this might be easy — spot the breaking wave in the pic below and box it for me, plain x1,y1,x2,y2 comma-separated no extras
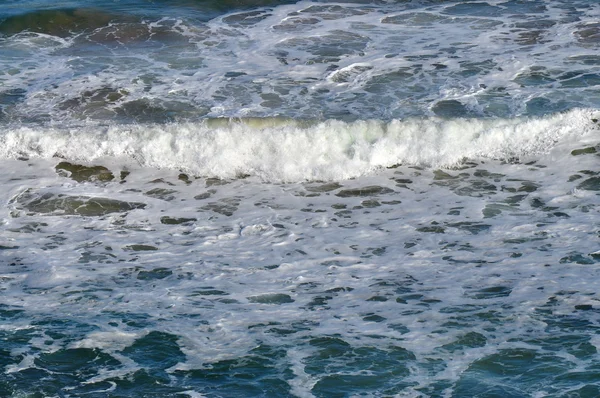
2,109,598,182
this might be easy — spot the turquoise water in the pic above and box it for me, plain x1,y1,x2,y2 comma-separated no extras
1,1,600,397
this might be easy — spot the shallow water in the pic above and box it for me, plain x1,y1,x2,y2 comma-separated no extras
1,0,600,397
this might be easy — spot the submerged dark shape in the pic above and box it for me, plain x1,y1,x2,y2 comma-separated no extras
0,9,118,37
12,190,146,216
577,177,600,191
189,0,300,11
335,186,394,198
55,162,115,183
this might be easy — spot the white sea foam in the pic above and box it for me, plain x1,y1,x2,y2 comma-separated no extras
1,109,597,182
2,1,600,395
72,331,141,351
2,120,600,393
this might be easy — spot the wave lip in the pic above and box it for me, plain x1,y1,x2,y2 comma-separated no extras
1,109,598,182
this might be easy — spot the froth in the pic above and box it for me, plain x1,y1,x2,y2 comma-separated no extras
3,1,600,123
1,109,597,182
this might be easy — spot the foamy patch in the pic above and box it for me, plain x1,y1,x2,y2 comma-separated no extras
1,109,598,182
2,140,600,393
72,330,141,351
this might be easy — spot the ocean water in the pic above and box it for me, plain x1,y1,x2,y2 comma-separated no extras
1,0,600,396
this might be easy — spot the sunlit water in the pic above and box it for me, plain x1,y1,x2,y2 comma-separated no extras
1,1,600,397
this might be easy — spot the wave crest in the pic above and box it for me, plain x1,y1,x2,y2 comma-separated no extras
2,109,598,182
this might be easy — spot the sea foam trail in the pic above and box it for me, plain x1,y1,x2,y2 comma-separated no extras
1,109,598,182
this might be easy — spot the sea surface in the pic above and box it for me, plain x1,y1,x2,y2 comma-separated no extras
1,0,600,397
